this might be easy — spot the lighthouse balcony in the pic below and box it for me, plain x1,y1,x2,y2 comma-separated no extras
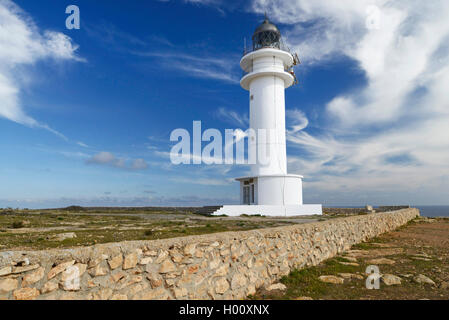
240,69,294,90
240,48,296,90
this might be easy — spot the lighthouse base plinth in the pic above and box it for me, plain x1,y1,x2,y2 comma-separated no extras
217,174,322,216
211,205,322,217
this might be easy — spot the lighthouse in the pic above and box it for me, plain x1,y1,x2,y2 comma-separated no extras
212,17,322,216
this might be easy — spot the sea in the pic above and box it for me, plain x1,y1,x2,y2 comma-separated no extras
327,205,449,217
414,205,449,218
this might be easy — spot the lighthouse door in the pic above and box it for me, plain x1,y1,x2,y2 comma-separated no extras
243,185,255,205
243,186,250,205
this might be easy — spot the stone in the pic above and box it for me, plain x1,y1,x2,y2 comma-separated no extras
173,287,188,299
0,266,12,277
209,259,221,269
215,277,230,294
338,273,364,280
187,265,199,274
108,254,123,270
294,296,313,300
184,243,196,256
41,281,59,294
414,274,436,286
147,272,163,288
413,253,432,258
139,257,152,265
439,282,449,290
210,241,220,247
231,274,247,290
170,252,184,263
111,272,125,282
195,249,204,258
370,243,394,248
123,253,138,270
347,248,403,257
319,275,344,284
165,278,176,287
346,250,370,257
60,292,82,300
60,264,87,291
215,264,228,277
0,278,18,293
89,288,113,300
155,250,169,264
124,275,143,287
48,260,75,279
13,257,30,266
88,257,105,268
12,264,39,274
22,267,45,286
268,266,280,275
339,262,359,266
165,272,179,279
123,283,146,298
159,259,176,273
367,258,395,265
111,294,128,300
48,232,77,241
13,288,40,300
144,249,158,256
138,287,170,300
88,263,108,277
371,248,404,256
343,256,358,262
411,257,432,261
381,274,401,286
266,283,287,291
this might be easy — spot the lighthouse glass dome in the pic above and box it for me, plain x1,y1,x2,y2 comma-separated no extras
252,18,282,50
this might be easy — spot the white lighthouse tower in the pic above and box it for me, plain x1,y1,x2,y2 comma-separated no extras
213,17,322,216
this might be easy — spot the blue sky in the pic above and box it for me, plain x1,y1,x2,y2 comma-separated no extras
1,0,449,208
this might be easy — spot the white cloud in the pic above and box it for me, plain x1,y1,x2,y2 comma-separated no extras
86,152,149,171
170,176,232,186
249,0,449,204
0,0,83,136
131,158,149,170
87,152,117,165
286,109,308,133
76,141,89,148
215,107,249,127
132,51,239,83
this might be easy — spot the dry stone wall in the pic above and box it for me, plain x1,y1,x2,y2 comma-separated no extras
0,208,419,300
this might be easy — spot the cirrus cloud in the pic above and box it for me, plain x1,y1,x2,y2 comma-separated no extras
0,0,84,137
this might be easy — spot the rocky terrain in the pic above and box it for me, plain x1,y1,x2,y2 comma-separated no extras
0,207,321,251
254,216,449,300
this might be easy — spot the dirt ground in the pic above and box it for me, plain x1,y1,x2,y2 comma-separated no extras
253,217,449,300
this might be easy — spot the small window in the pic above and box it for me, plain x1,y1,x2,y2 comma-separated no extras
251,184,255,204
